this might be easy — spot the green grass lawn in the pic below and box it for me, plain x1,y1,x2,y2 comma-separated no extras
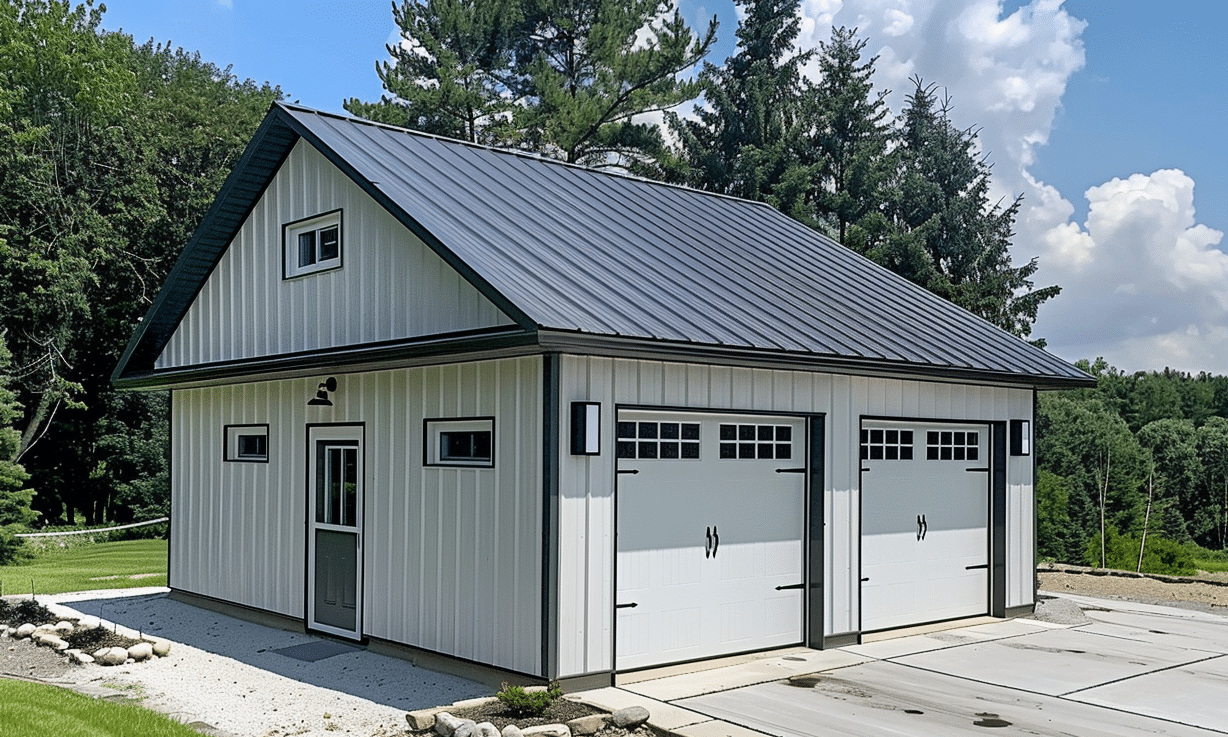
0,678,201,737
0,539,168,597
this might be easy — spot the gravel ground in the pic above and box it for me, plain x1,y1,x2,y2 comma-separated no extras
4,573,1227,737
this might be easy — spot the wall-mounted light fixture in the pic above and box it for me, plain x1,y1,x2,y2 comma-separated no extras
1010,419,1030,456
308,377,337,407
570,402,601,455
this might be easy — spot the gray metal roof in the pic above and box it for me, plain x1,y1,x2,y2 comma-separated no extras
114,103,1092,388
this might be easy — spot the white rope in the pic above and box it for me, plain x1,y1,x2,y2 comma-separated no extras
15,517,169,538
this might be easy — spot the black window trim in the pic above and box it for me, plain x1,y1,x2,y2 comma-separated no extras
282,208,343,280
224,423,270,463
423,416,496,468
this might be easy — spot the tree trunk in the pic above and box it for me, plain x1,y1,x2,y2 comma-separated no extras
1138,471,1154,573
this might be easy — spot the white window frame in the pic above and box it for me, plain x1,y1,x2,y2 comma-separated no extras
225,424,269,463
424,417,495,468
284,210,342,279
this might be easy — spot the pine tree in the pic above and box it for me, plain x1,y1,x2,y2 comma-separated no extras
807,26,892,246
666,0,812,215
0,333,37,563
344,0,519,144
877,78,1059,339
513,0,717,167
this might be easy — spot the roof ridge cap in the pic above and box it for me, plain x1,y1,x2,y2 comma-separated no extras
275,102,779,211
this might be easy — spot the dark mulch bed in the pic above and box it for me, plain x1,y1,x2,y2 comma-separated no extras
0,599,58,628
64,625,142,652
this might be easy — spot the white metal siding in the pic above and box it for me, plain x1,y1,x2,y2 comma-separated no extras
156,140,515,370
170,356,543,675
556,356,1034,678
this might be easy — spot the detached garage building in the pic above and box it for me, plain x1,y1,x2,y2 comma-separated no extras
114,103,1092,684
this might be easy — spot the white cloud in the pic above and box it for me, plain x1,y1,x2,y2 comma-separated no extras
217,0,233,8
794,0,1228,372
1032,170,1228,372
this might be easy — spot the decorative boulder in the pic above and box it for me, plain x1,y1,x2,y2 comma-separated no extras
501,726,523,737
16,623,36,638
127,642,154,661
435,712,474,737
69,650,95,665
54,621,74,634
150,639,172,657
94,647,128,666
612,706,650,729
406,708,443,731
475,723,500,737
521,725,570,737
566,715,610,736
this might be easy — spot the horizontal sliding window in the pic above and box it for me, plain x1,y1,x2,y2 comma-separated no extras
425,418,494,467
225,424,269,463
284,210,342,278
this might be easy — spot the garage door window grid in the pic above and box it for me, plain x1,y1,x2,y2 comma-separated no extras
926,430,979,461
617,421,700,459
860,428,913,461
720,423,792,460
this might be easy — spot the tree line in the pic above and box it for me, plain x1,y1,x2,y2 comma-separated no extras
1038,360,1228,572
2,0,1161,568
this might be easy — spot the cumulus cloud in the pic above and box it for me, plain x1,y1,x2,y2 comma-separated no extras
1032,170,1228,371
794,0,1225,372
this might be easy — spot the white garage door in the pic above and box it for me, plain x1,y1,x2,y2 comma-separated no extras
860,420,990,632
615,410,807,671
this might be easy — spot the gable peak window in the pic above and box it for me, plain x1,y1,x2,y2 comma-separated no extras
284,210,342,278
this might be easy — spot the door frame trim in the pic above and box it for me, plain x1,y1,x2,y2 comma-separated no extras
305,422,366,641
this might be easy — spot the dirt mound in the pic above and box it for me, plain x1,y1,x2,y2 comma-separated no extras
64,625,142,652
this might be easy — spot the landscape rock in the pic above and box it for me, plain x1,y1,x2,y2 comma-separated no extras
76,615,102,629
15,623,36,638
475,722,500,737
406,707,444,731
49,637,70,651
565,714,610,735
611,706,650,729
127,642,154,661
150,639,172,657
435,712,474,737
69,650,95,664
54,621,74,634
501,726,523,737
94,647,128,666
452,697,498,709
521,725,570,737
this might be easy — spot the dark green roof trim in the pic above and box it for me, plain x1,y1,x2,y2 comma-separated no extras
534,331,1095,390
114,327,538,390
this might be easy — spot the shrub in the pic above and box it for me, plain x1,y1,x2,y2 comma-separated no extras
1084,527,1197,576
494,683,562,718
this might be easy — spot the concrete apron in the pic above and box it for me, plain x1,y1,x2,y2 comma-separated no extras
573,595,1228,737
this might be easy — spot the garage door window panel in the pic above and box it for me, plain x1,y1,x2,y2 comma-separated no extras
617,421,700,460
720,424,793,460
860,428,914,461
926,430,979,461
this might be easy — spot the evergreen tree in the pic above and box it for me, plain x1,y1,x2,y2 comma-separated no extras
0,333,37,563
513,0,717,167
344,0,519,144
665,0,812,215
877,78,1059,339
807,26,892,246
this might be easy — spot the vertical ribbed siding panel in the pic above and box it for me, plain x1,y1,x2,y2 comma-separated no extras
1007,388,1035,608
154,140,515,371
169,358,541,674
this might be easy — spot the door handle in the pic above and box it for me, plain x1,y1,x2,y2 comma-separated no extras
921,514,927,540
917,515,923,541
712,525,719,558
706,526,712,558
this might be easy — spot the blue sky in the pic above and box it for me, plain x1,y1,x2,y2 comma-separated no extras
97,0,1227,374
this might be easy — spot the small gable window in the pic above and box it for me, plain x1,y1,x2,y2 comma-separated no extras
284,210,342,278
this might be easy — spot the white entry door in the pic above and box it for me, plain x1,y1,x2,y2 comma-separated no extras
615,410,806,670
860,421,989,632
307,424,363,640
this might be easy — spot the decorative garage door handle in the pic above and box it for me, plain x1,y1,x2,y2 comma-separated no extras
712,525,719,558
916,514,928,540
706,526,712,558
705,525,720,558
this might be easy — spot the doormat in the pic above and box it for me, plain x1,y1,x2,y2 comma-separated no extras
273,640,360,662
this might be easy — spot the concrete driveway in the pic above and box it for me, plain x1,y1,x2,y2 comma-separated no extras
574,594,1228,736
